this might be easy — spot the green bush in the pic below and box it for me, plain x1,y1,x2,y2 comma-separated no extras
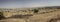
33,9,39,13
0,12,5,20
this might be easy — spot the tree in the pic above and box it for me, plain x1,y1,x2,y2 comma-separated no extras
33,9,39,13
0,12,5,20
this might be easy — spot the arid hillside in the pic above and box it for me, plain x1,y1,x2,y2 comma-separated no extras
0,6,60,22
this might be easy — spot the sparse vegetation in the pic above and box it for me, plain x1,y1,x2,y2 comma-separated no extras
33,9,39,13
0,12,5,20
0,6,60,22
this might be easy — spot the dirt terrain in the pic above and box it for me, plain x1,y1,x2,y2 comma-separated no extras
0,7,60,22
28,9,60,22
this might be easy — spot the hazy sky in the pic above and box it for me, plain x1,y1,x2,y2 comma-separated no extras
0,0,60,8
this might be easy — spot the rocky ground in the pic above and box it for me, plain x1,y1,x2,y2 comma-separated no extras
0,7,60,22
